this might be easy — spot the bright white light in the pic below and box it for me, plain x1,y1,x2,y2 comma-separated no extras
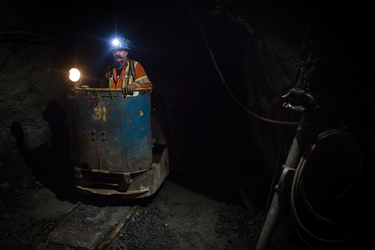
112,39,119,46
69,68,81,82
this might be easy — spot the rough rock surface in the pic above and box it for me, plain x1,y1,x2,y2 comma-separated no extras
0,40,57,154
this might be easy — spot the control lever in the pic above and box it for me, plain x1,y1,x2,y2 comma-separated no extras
282,87,319,112
282,102,306,113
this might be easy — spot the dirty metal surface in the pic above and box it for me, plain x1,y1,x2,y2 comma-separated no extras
68,89,152,173
47,204,132,250
75,146,169,198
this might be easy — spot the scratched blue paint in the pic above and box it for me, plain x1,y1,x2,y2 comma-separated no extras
68,90,152,172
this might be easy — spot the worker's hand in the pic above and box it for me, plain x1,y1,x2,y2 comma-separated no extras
125,83,140,95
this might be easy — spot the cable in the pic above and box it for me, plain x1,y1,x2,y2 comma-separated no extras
191,13,299,126
291,129,365,249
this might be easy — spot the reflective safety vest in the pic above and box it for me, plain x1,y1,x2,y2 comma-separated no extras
106,59,151,89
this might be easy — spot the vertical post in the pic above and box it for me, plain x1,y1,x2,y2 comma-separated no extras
255,114,308,250
284,114,308,170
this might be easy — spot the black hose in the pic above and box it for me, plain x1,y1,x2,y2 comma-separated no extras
190,12,299,126
291,129,365,249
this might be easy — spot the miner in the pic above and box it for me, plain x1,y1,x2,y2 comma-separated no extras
100,37,152,95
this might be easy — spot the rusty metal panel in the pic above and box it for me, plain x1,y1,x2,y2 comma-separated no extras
68,89,152,173
74,147,169,198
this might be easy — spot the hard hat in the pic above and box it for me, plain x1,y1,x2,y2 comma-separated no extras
110,37,131,50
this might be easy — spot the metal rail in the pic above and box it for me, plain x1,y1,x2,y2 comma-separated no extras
25,201,83,250
97,206,139,250
24,202,138,250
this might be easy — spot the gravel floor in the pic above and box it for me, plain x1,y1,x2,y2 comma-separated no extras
1,152,305,250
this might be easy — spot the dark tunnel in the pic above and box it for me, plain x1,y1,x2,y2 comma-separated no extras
0,0,372,249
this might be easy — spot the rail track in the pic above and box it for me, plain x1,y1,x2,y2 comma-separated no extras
24,202,139,250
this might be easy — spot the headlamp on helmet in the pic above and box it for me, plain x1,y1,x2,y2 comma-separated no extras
110,37,131,50
112,39,120,46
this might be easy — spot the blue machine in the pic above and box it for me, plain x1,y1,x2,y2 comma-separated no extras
68,87,169,199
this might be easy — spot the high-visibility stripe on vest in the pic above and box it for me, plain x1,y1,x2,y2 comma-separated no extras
108,61,137,88
134,75,150,84
121,61,138,88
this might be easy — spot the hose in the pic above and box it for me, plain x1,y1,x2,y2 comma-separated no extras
191,13,299,126
291,129,365,249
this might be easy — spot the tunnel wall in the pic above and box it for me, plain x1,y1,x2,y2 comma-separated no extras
1,0,371,180
0,1,59,155
228,1,371,173
0,40,57,152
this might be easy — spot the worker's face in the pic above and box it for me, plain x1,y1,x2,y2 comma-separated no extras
112,49,128,67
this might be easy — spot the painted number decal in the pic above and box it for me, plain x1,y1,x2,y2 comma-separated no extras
92,106,106,121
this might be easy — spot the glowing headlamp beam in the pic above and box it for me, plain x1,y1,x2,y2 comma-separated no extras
112,39,119,46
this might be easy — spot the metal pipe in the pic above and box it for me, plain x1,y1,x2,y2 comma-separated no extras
255,191,286,250
285,114,308,169
255,114,308,250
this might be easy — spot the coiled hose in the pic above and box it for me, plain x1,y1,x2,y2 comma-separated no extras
291,129,365,249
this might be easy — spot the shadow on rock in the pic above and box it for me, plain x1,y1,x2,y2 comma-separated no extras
21,142,75,198
10,101,76,201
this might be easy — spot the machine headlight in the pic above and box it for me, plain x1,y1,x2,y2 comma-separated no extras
69,68,81,82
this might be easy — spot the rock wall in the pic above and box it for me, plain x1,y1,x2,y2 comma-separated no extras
1,0,370,178
0,0,63,155
0,37,57,154
232,1,371,173
240,25,301,172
